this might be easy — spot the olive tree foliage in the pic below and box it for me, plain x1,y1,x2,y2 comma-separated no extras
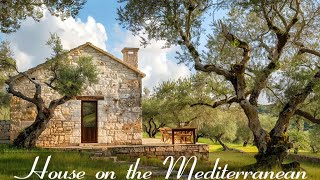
118,0,320,169
142,72,231,138
236,113,279,147
309,124,320,153
0,34,97,148
155,78,197,127
0,0,86,33
142,90,168,138
288,130,310,154
198,107,239,151
142,79,195,138
0,41,16,119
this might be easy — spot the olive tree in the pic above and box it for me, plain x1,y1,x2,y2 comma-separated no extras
0,41,15,119
0,0,86,33
142,93,168,138
198,107,239,151
118,0,320,169
309,125,320,153
0,34,97,148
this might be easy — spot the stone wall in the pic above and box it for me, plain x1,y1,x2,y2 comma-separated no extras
107,144,209,160
288,154,320,164
10,44,143,147
0,120,11,141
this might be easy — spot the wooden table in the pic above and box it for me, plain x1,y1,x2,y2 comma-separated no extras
171,128,197,144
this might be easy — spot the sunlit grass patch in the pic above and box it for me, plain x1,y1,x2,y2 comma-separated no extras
0,106,10,120
0,146,130,180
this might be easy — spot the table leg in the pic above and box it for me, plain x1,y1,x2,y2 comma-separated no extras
193,129,196,144
172,130,175,144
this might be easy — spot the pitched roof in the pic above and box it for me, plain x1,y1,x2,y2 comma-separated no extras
15,42,145,79
71,42,145,77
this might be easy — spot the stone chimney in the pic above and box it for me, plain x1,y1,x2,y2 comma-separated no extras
121,47,139,68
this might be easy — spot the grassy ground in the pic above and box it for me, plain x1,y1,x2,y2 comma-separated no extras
2,134,319,180
142,132,162,139
144,132,320,156
0,145,130,180
141,135,320,179
1,144,320,180
209,152,320,180
0,106,10,120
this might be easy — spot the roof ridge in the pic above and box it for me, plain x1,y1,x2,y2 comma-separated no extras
70,42,145,77
15,42,145,79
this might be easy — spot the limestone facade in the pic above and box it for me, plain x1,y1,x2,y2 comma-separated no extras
9,43,144,147
0,120,10,141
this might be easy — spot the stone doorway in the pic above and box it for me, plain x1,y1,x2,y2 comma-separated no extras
81,101,98,143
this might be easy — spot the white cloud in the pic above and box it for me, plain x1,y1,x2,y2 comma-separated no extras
5,13,107,71
113,31,191,90
4,13,190,90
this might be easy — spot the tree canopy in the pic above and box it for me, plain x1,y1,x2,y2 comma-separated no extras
0,0,86,33
118,0,320,169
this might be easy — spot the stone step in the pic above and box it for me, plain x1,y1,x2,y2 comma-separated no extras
90,156,117,162
79,143,107,147
91,150,112,157
0,140,10,144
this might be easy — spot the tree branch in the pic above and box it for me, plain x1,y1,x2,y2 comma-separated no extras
295,109,320,124
49,95,72,109
191,96,238,108
19,72,42,100
5,77,37,104
286,0,300,33
219,21,251,66
273,4,287,28
298,48,320,57
266,86,285,105
171,8,233,80
249,0,299,106
262,1,281,33
271,69,320,136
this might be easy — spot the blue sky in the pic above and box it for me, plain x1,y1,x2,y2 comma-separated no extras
78,0,122,53
0,2,269,103
0,1,230,90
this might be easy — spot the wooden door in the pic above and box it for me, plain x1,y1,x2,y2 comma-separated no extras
81,101,98,143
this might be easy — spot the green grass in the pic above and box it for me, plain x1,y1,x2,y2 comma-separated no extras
0,106,10,120
0,145,143,180
142,132,162,139
1,144,320,180
294,152,320,158
196,137,258,153
208,143,258,153
142,136,320,179
209,152,320,180
146,135,319,155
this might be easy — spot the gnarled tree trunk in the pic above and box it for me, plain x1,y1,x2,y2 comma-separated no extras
216,137,230,152
6,74,72,148
11,95,71,149
13,108,54,148
209,134,230,151
143,118,165,138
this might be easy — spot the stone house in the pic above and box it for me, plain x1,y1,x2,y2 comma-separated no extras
7,42,145,147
